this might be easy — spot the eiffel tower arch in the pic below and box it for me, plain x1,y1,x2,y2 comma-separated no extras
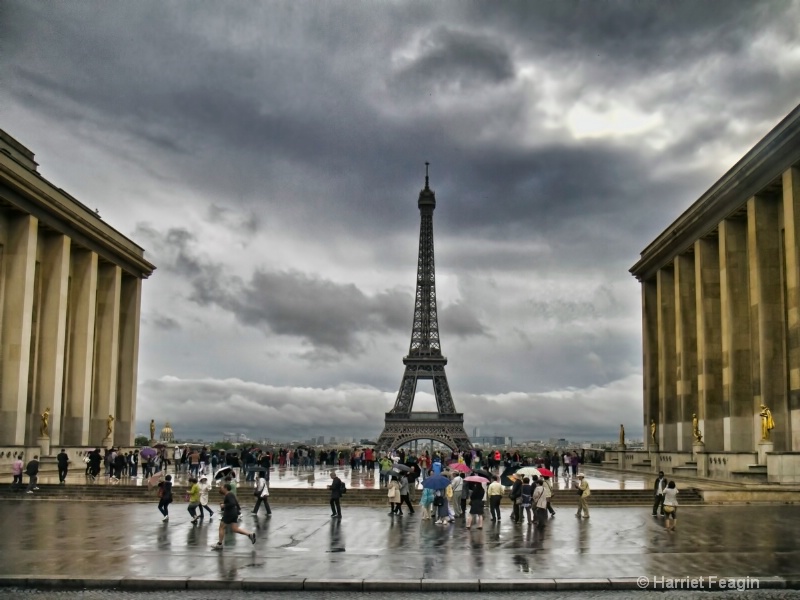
375,165,472,453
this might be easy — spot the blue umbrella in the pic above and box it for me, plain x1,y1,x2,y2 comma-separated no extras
422,474,451,490
140,447,157,459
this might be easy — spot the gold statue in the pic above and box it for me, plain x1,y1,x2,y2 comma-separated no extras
106,414,114,439
650,419,657,444
760,404,775,441
619,424,625,446
40,407,51,437
150,419,156,441
692,413,703,444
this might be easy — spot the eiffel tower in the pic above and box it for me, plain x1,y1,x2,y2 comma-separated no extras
375,165,472,452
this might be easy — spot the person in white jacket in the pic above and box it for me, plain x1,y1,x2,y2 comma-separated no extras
252,474,272,516
198,476,214,520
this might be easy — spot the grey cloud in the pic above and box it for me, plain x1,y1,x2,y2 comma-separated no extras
439,301,489,338
390,26,515,94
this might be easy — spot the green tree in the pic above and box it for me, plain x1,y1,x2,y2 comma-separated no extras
134,436,150,447
213,441,235,451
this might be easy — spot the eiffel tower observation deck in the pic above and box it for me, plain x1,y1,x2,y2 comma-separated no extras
375,165,472,452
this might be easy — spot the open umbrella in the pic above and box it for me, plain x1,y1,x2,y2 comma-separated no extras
500,466,517,487
515,466,544,478
537,468,555,478
421,474,451,490
448,463,470,473
147,471,164,489
464,475,490,484
472,468,492,479
214,466,233,480
391,463,411,473
140,447,157,459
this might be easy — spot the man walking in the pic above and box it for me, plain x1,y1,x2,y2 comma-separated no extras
575,473,590,518
487,475,504,521
653,471,667,517
328,470,344,518
57,448,70,484
214,484,255,549
25,455,40,494
11,454,24,490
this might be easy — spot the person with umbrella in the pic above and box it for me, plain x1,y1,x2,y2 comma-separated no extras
387,475,402,516
465,480,485,530
450,471,463,518
418,472,435,519
399,473,415,515
199,475,214,520
542,476,556,517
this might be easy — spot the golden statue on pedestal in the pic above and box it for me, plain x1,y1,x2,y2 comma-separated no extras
40,407,51,437
106,414,114,439
692,413,703,444
150,419,156,441
650,419,657,445
760,404,775,441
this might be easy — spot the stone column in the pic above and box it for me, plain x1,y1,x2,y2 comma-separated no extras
782,166,800,451
748,194,787,451
642,279,659,450
90,263,121,446
674,253,697,452
62,250,97,447
0,215,38,446
33,234,71,447
115,274,142,447
719,218,752,451
657,267,677,451
695,237,723,451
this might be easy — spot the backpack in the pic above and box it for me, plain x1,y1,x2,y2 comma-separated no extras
340,481,346,495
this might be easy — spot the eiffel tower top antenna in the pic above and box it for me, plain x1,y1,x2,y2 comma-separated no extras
425,161,430,189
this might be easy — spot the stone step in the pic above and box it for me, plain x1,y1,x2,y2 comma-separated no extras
747,464,768,473
730,471,769,483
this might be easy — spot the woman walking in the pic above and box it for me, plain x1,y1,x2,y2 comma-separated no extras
419,486,434,519
252,472,272,516
387,475,402,516
199,476,214,520
466,482,485,530
187,477,201,524
399,473,415,515
157,474,173,522
663,481,679,531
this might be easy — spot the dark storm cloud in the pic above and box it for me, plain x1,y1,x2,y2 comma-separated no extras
135,224,489,355
390,26,516,94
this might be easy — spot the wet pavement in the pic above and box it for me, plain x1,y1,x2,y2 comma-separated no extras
1,497,799,588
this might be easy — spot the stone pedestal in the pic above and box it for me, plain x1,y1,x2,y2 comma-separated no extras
102,437,113,449
37,436,51,457
758,440,774,465
693,442,707,477
616,450,627,470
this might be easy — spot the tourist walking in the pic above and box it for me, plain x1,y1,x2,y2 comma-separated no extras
419,485,434,519
450,472,463,517
252,472,272,516
199,476,214,520
652,471,667,517
399,474,415,515
509,476,523,522
543,476,556,516
56,448,70,484
387,476,402,515
157,474,173,522
466,482,485,530
575,473,590,518
487,475,503,521
25,455,40,494
328,470,344,518
520,477,533,523
11,454,24,490
214,484,255,549
663,481,679,531
187,477,201,524
533,478,548,529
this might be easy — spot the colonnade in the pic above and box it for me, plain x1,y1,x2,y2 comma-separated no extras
0,211,143,448
641,167,800,454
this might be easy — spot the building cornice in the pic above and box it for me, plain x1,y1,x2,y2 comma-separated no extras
0,152,155,279
630,103,800,281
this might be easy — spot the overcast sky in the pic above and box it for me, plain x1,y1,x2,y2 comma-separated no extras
2,2,800,444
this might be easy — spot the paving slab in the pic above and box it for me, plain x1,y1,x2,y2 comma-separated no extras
1,499,800,591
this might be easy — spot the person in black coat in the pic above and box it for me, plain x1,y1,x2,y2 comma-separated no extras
328,470,344,518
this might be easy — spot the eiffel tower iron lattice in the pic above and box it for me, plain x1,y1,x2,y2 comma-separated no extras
375,165,472,452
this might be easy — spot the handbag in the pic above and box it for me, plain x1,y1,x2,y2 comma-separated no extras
664,505,675,513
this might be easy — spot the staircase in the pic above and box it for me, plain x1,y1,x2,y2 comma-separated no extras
0,484,705,506
730,464,768,484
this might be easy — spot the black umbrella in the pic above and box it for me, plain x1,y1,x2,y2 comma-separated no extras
472,468,492,479
392,463,412,473
214,466,233,480
500,466,517,487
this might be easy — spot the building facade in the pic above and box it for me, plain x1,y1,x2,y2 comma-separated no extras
629,105,800,484
0,129,155,452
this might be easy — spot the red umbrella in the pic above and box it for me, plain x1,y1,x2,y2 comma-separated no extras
448,463,470,473
537,468,555,477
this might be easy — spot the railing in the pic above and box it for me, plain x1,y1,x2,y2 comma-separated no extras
384,412,463,421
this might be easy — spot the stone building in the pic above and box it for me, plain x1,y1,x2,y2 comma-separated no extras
0,129,155,452
627,105,800,484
